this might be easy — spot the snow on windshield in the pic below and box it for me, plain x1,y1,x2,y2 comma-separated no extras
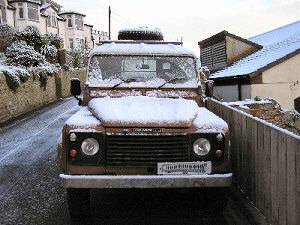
87,55,198,88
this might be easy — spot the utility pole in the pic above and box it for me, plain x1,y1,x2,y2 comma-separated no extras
109,6,111,40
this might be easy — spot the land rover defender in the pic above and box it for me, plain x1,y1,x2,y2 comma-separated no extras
57,28,232,218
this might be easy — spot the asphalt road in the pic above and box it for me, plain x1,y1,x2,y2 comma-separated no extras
0,98,252,225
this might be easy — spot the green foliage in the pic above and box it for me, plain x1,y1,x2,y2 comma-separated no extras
287,121,295,128
67,48,85,68
254,96,262,101
14,26,44,52
43,33,62,49
3,70,20,92
289,109,300,121
2,68,30,92
5,40,46,67
41,44,58,63
0,23,16,52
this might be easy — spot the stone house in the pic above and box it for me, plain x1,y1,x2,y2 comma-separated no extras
198,21,300,110
0,0,108,50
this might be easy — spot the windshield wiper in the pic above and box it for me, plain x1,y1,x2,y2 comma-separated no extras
111,78,136,89
156,77,186,89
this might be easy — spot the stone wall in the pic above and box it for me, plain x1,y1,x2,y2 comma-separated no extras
0,70,87,124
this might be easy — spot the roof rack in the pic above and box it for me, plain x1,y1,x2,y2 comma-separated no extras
96,40,183,46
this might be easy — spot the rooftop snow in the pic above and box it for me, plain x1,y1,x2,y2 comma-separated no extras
58,10,85,16
89,43,195,56
211,21,300,79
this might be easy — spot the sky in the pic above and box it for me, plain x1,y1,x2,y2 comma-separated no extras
54,0,300,57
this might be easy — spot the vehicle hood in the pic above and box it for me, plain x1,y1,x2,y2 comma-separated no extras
88,96,199,127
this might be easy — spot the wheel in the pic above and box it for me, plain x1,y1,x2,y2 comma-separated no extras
67,188,90,219
195,187,229,212
118,28,164,41
204,187,228,212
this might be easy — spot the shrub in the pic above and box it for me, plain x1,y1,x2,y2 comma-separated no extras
67,48,85,68
14,26,44,51
43,33,62,49
3,70,20,92
41,44,58,63
5,40,46,67
0,24,16,52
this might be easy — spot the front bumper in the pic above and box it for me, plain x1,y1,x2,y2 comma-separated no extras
60,173,232,189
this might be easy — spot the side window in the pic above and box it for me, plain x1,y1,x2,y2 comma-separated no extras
69,38,73,49
18,3,24,19
75,15,83,30
28,3,39,21
67,15,72,28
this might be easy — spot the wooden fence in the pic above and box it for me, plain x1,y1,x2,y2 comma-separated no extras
207,98,300,225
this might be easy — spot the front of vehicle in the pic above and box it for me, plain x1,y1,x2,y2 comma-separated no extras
58,40,232,218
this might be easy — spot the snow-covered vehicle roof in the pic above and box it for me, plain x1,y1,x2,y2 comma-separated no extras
89,42,196,57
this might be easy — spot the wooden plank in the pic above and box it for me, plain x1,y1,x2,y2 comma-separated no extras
250,118,258,205
263,125,271,220
246,117,255,203
256,122,264,210
241,113,248,194
286,136,297,225
278,133,287,225
270,129,279,225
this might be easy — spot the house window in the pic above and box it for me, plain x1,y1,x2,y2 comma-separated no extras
75,15,83,30
47,13,57,27
69,38,74,49
18,3,24,19
67,15,72,28
28,3,39,21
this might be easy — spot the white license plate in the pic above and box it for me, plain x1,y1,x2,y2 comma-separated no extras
157,161,212,175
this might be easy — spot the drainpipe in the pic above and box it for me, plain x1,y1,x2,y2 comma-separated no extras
238,82,242,101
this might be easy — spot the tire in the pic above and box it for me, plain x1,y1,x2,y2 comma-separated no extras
67,188,90,219
118,28,164,41
195,187,228,213
205,187,228,212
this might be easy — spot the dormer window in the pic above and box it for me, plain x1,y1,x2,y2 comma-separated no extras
18,3,24,19
28,3,39,21
75,15,83,30
67,15,73,28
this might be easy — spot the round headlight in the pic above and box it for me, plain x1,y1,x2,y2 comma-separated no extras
193,138,211,156
81,138,99,156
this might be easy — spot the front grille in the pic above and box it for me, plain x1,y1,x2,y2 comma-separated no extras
105,135,189,166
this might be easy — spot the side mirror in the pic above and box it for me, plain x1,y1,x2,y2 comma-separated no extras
71,78,81,96
205,80,214,97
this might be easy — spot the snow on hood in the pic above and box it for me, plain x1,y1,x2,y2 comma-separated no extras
193,108,228,134
66,107,101,127
88,96,199,127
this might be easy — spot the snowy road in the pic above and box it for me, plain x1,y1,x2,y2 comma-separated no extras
0,98,250,225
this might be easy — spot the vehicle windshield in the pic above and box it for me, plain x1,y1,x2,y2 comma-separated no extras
87,55,198,87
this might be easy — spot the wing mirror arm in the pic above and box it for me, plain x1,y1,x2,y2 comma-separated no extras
70,78,82,106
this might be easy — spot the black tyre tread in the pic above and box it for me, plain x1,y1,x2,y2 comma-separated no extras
67,188,90,219
118,29,164,41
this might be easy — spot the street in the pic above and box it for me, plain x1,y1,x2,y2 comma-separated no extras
0,98,250,225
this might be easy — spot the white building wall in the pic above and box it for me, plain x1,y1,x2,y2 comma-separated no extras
214,85,239,101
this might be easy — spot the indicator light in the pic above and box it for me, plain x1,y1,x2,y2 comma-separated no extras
70,150,77,157
215,150,223,158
